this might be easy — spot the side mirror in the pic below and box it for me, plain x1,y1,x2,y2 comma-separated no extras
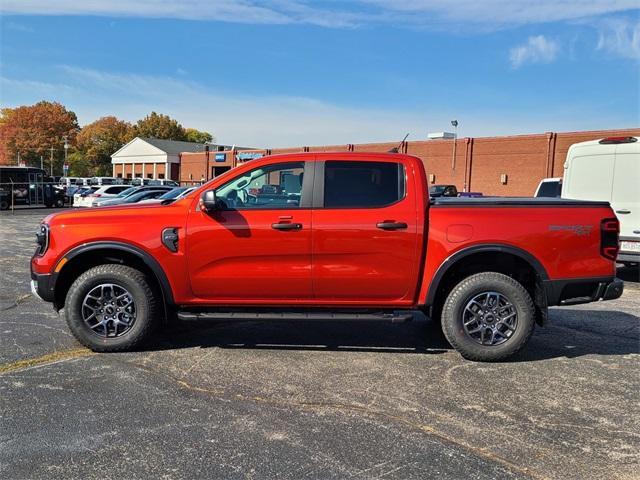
200,190,218,212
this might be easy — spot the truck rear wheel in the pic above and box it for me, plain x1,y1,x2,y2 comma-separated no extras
65,264,159,352
441,272,535,362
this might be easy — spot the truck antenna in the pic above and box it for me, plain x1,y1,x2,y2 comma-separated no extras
388,133,409,153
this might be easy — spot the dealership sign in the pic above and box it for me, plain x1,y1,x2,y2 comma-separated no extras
236,152,263,162
214,153,226,162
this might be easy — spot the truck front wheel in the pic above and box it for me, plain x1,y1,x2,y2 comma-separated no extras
65,264,159,352
441,272,535,362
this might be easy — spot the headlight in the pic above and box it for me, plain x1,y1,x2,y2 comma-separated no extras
35,223,50,256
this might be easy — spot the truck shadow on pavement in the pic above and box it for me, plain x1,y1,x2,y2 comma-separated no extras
149,308,639,362
155,315,450,355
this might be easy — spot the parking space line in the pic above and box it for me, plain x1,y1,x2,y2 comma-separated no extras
0,348,94,375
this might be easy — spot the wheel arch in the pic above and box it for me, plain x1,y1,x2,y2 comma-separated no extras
52,242,175,313
424,244,550,325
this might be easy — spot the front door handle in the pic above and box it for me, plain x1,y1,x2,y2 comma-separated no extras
271,222,303,231
376,221,408,230
616,209,631,214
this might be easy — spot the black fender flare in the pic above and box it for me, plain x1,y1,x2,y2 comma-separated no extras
55,241,175,306
424,243,549,306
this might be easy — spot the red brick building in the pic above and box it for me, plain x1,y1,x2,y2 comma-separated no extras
179,128,639,196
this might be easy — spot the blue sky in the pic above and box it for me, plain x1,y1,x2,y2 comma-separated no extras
1,1,638,147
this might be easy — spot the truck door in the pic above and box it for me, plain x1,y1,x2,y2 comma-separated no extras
186,160,313,302
311,158,421,305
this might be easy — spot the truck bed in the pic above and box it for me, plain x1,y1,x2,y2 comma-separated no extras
431,197,611,207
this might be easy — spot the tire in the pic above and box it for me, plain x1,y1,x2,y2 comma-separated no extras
65,264,160,352
441,272,535,362
55,198,64,208
0,199,8,210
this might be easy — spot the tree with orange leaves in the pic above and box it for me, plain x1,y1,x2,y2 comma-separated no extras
0,101,79,169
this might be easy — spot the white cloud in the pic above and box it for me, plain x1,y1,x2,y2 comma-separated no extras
1,66,632,147
509,35,559,68
596,17,640,60
1,1,638,30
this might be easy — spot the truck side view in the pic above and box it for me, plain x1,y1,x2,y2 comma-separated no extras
31,153,623,361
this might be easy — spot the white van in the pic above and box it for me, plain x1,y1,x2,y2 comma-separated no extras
562,136,639,267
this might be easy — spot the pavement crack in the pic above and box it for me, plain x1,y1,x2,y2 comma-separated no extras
1,293,32,312
116,358,544,480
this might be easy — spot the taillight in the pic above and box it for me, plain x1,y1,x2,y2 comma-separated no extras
600,218,619,260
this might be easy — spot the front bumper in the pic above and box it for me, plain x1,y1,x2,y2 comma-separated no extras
544,277,624,306
30,268,55,303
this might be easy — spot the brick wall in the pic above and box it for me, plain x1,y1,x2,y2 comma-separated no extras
174,128,639,195
270,128,639,196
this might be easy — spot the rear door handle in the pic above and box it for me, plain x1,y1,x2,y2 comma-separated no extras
271,222,303,231
616,210,631,214
376,221,408,230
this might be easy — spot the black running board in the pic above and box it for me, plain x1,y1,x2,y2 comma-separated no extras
177,310,415,323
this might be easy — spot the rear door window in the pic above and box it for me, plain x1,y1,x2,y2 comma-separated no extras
323,161,405,208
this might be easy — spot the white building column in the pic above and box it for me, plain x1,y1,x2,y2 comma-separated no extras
153,163,157,179
142,162,146,179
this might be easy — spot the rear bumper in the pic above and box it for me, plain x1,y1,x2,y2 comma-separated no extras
618,252,639,263
544,277,623,306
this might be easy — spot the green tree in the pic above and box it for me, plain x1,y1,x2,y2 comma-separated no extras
185,128,214,144
0,101,79,169
134,112,187,141
75,116,134,175
66,151,93,177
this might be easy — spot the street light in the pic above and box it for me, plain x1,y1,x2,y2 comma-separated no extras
62,136,69,177
450,120,459,171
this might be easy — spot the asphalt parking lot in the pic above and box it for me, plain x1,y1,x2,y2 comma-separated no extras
1,208,639,480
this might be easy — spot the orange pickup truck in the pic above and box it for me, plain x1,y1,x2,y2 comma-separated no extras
31,152,623,361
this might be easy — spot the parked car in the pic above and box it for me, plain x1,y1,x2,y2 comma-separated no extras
49,185,67,208
95,186,173,207
82,185,132,207
60,177,89,189
137,186,196,205
534,178,562,197
429,184,458,197
72,187,99,207
562,136,639,268
130,178,179,187
88,177,121,186
31,152,623,361
93,187,139,207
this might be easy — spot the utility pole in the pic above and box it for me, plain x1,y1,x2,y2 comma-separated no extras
451,120,459,171
49,147,54,176
40,155,44,170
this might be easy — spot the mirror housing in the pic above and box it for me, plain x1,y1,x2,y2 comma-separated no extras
200,190,218,212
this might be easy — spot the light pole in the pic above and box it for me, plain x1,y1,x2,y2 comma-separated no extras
62,136,69,177
49,147,55,176
451,120,458,171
